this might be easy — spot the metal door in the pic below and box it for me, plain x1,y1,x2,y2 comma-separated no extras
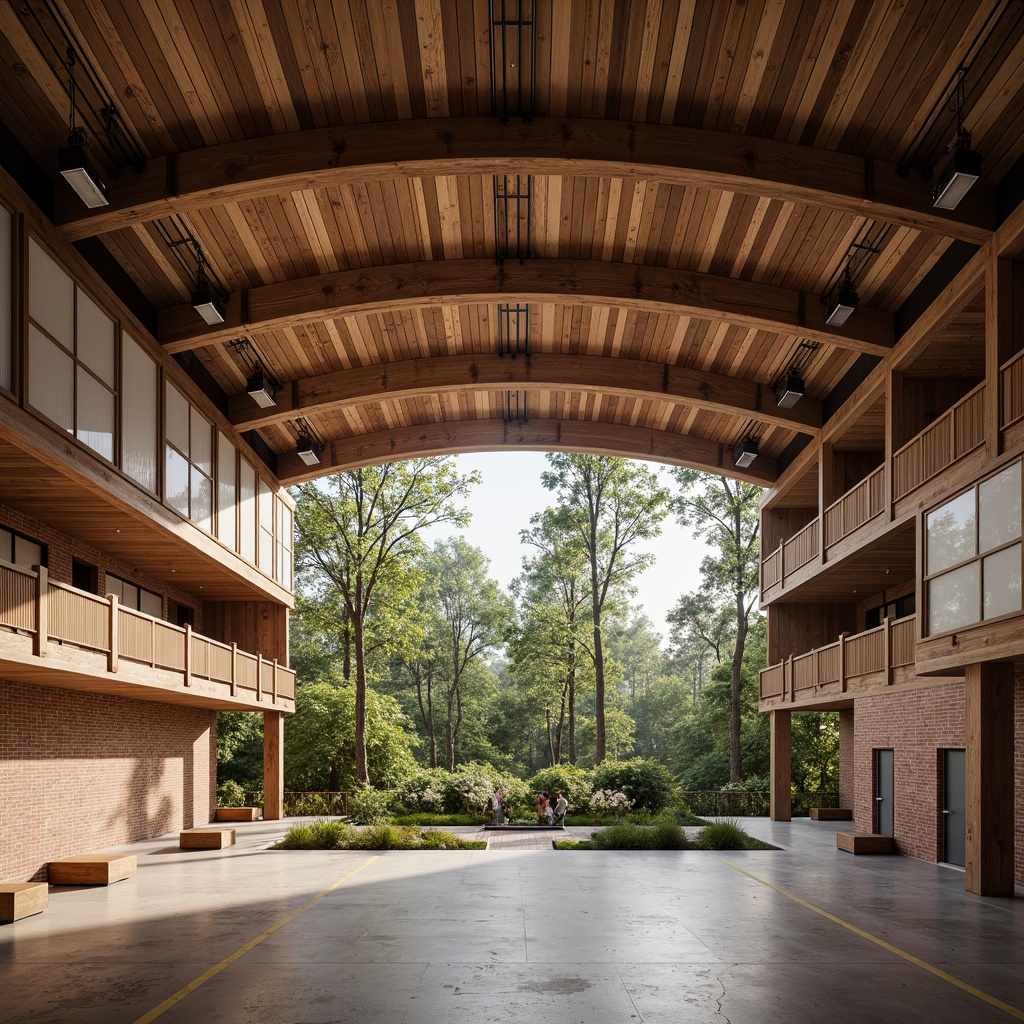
943,749,966,866
875,749,894,836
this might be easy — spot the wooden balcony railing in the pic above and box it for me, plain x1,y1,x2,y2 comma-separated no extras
1001,349,1024,430
761,546,782,592
759,614,917,705
893,384,985,501
0,560,294,707
783,518,819,574
823,466,884,547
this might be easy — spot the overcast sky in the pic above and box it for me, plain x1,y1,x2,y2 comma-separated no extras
424,452,713,643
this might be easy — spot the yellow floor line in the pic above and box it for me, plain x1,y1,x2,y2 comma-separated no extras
709,855,1024,1021
132,855,381,1024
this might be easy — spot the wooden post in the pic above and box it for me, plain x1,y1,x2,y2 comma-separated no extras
272,658,278,703
256,657,263,701
183,623,192,687
230,642,237,697
108,594,119,673
786,653,794,702
770,709,792,822
263,710,285,820
33,565,48,658
819,441,834,562
839,631,848,692
985,254,1012,456
885,370,903,519
965,662,1014,896
882,616,892,686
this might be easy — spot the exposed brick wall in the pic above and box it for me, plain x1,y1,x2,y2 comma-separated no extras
838,709,855,808
0,679,216,882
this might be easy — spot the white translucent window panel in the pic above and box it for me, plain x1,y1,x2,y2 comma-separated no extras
191,468,212,533
0,205,11,391
0,528,12,562
140,589,162,618
983,543,1021,620
76,367,115,461
190,405,213,475
239,459,256,563
165,445,190,516
28,240,73,349
104,573,121,600
122,582,139,610
76,292,116,385
259,525,273,572
165,382,190,455
13,536,42,571
28,326,73,432
121,334,158,492
926,489,976,575
979,462,1021,554
928,562,980,635
216,432,237,549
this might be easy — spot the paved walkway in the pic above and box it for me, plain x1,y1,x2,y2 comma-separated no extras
3,817,1024,1023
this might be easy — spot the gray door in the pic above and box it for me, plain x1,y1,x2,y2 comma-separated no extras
875,749,894,837
943,749,966,867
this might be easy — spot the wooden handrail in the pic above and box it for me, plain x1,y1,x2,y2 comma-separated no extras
1000,349,1024,429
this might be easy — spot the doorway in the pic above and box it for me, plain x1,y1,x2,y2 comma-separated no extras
942,749,966,866
875,749,894,836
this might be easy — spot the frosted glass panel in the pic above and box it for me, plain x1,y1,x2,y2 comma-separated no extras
122,582,139,609
104,574,120,599
928,562,980,635
216,433,237,549
28,326,73,431
983,544,1021,619
76,367,115,461
190,406,212,474
121,334,158,492
0,205,11,392
165,382,189,453
191,468,212,532
979,463,1021,553
165,446,190,516
28,240,73,348
76,292,116,385
927,490,975,574
239,460,256,563
14,536,42,570
140,589,162,618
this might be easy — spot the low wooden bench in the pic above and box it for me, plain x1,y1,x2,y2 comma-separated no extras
180,828,236,850
810,807,853,821
214,807,259,822
836,832,894,854
0,883,48,922
48,854,137,885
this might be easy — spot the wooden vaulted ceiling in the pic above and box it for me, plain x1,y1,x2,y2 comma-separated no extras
2,0,1024,486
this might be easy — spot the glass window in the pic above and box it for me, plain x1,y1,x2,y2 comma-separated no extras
258,477,273,571
76,366,115,461
165,446,190,517
164,383,214,532
28,326,73,432
76,292,116,385
928,562,980,635
121,334,158,492
28,241,73,349
979,462,1021,554
0,204,11,392
104,573,162,617
165,383,190,453
927,490,975,574
239,459,256,564
983,544,1021,620
216,432,237,550
13,535,43,571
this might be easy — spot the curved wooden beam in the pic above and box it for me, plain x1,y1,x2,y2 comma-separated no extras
158,258,894,356
229,352,822,435
56,118,994,244
275,419,778,487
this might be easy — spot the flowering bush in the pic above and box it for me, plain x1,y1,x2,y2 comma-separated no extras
350,788,394,825
396,769,452,813
592,758,674,813
589,789,631,817
527,766,593,813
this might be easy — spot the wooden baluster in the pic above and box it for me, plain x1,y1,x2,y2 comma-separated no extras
108,594,118,673
272,659,278,704
230,642,238,697
33,565,47,658
184,623,192,687
883,616,892,686
839,631,848,693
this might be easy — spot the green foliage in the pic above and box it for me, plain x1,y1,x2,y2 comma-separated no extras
527,765,593,812
591,816,689,850
592,757,674,813
273,821,485,850
695,819,774,850
351,788,395,825
395,768,452,813
216,780,247,807
679,750,731,790
390,813,485,826
216,711,264,789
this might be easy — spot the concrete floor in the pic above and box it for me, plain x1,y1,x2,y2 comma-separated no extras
3,817,1024,1023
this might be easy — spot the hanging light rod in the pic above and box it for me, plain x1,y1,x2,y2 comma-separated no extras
57,48,108,209
933,69,981,211
190,246,225,325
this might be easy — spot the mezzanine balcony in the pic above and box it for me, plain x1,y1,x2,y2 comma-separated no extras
0,560,295,712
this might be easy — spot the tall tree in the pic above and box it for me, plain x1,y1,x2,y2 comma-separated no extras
672,471,760,782
541,455,670,763
293,459,476,783
666,590,734,698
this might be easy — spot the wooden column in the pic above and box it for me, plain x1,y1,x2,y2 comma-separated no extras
819,441,834,562
884,369,903,520
770,709,792,822
984,255,1013,455
964,662,1014,897
263,711,285,821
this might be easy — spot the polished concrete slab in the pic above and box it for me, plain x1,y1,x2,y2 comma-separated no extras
2,817,1023,1023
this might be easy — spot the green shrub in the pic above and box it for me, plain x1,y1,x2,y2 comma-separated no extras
697,820,751,850
395,768,451,814
274,820,351,849
272,820,484,851
216,779,247,808
679,750,731,790
650,815,689,850
592,758,674,813
527,766,593,813
351,788,394,825
390,812,485,826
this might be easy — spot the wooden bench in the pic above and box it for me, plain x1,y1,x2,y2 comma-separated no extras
836,832,894,854
0,883,48,922
810,807,853,821
214,807,259,822
48,854,137,885
180,828,236,850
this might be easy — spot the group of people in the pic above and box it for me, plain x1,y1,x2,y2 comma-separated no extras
489,787,568,826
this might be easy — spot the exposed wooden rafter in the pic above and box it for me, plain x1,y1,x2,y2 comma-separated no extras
158,258,895,356
275,419,779,487
229,352,823,435
55,119,995,244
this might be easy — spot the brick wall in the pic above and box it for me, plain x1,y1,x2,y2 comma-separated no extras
0,679,216,882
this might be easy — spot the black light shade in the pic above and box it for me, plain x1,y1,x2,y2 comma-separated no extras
732,437,759,469
246,368,277,409
191,284,225,326
57,141,109,209
296,434,324,466
774,368,805,409
824,285,858,327
932,147,982,210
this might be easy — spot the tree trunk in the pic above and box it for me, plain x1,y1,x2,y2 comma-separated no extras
590,515,606,764
730,594,748,784
568,653,577,765
352,585,369,785
546,706,556,766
